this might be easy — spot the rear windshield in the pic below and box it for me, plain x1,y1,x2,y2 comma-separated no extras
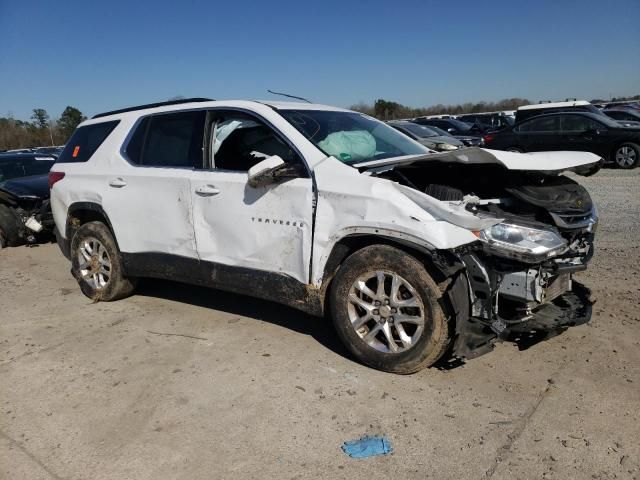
57,121,120,163
0,155,55,181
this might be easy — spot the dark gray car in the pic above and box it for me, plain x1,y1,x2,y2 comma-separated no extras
388,121,463,151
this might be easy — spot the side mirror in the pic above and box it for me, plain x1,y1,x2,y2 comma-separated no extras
247,155,304,188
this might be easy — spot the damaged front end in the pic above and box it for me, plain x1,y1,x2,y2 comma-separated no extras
0,174,54,248
367,149,598,359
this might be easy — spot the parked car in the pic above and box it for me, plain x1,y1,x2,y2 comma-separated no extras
483,112,640,168
388,121,463,151
0,173,55,248
514,100,604,123
412,118,484,146
604,108,640,123
32,146,64,157
457,112,514,132
50,98,599,373
0,152,56,182
0,153,57,247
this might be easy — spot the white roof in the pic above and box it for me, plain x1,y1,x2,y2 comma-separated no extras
84,100,352,125
518,100,591,111
259,100,351,112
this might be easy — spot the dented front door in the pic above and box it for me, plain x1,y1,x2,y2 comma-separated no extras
190,171,314,284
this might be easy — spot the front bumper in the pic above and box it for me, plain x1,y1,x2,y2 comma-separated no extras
451,252,594,360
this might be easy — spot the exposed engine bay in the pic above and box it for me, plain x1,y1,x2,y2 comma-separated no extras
368,154,598,359
0,174,54,248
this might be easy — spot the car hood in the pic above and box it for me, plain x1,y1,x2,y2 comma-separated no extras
0,174,50,199
353,147,603,176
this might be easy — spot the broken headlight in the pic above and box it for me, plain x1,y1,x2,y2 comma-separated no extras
475,222,567,262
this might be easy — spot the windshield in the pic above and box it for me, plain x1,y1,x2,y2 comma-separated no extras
279,110,428,164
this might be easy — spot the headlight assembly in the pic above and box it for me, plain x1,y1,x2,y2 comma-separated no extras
474,222,567,262
436,143,458,151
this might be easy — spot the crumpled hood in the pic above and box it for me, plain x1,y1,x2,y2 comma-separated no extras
354,147,603,176
0,174,50,199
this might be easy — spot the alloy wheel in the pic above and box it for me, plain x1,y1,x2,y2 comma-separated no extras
615,146,637,168
76,237,112,290
347,270,425,353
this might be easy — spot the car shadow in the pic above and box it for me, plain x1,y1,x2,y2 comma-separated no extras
135,278,352,361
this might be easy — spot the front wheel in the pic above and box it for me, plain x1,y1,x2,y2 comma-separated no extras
70,221,137,301
614,143,639,169
329,245,451,374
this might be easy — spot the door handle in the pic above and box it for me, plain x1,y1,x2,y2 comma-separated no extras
108,178,127,188
195,185,220,197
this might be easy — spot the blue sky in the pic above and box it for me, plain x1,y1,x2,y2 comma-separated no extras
1,0,639,120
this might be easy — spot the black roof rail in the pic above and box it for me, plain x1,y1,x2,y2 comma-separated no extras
92,98,214,119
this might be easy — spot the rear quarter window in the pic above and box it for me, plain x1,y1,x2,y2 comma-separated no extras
57,120,120,163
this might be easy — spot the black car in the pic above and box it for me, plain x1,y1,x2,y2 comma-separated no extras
483,112,640,169
0,152,56,181
457,112,514,132
412,118,484,146
0,153,56,247
514,101,604,123
604,108,640,123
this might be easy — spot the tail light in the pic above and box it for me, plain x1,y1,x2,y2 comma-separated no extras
483,134,494,143
48,171,65,189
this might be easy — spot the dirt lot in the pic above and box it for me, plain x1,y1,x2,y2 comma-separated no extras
1,168,639,480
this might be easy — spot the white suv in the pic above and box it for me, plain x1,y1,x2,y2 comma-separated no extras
49,98,601,373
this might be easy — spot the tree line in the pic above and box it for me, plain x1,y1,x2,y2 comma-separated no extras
350,94,640,120
3,93,639,149
0,106,86,151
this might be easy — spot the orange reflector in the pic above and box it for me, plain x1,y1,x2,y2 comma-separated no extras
472,230,481,238
72,146,80,158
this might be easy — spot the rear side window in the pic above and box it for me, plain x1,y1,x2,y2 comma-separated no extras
57,121,119,163
125,111,206,168
516,116,560,133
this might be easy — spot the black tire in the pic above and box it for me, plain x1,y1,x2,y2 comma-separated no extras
70,221,137,301
329,245,450,374
0,204,22,247
506,146,524,153
613,142,640,169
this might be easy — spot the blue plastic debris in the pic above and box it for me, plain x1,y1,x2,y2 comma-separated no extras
341,436,393,458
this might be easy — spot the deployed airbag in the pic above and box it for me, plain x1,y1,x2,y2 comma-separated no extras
318,130,376,162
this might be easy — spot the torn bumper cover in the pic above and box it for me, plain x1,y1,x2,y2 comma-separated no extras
451,258,594,360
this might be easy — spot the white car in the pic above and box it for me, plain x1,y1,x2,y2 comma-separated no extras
49,98,600,373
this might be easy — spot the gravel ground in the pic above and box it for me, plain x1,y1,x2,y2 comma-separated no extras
1,168,639,480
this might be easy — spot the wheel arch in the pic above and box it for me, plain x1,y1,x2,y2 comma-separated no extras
315,232,468,316
66,202,119,249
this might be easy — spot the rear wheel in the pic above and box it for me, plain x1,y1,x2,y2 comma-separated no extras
614,143,639,169
71,221,137,301
329,245,450,374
